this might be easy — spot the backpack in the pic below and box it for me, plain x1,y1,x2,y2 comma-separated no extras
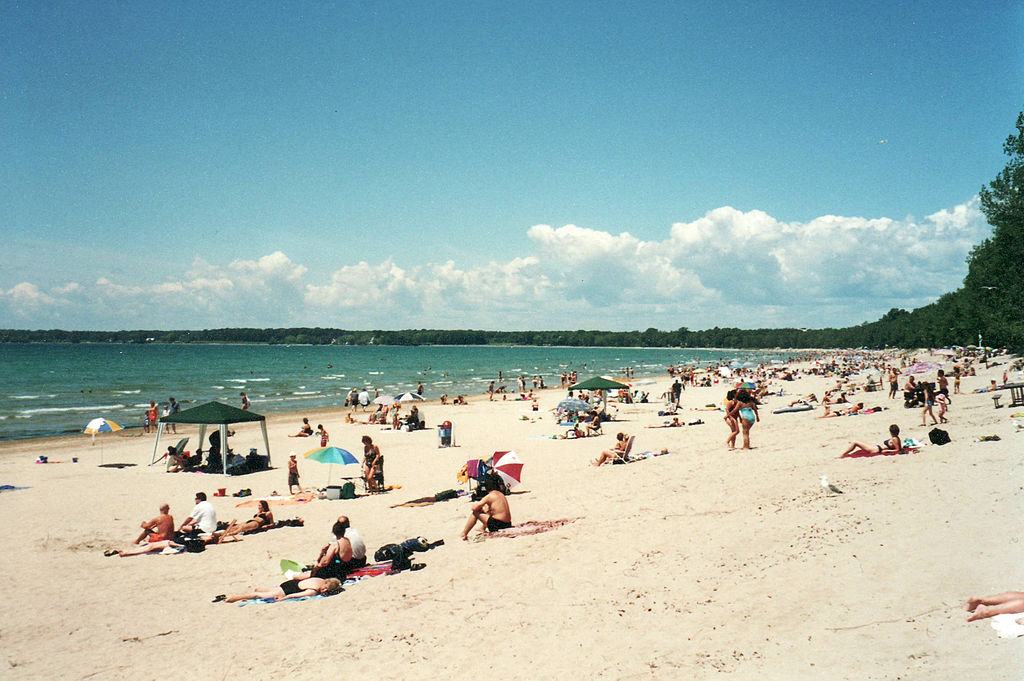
374,543,412,571
929,428,951,446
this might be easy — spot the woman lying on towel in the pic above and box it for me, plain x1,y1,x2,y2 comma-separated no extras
840,424,903,457
214,576,342,603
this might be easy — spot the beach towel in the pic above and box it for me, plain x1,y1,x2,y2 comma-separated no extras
0,485,29,493
473,518,578,540
390,490,467,508
235,493,317,508
991,613,1024,638
237,593,331,607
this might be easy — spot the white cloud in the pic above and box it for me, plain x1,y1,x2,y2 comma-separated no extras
0,199,992,330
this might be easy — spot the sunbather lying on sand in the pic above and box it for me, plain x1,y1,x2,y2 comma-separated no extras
840,424,902,457
215,577,342,603
964,591,1024,622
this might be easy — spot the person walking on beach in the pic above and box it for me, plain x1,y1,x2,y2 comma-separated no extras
288,454,302,494
317,424,328,447
240,392,250,410
723,389,739,449
921,383,938,426
727,389,759,450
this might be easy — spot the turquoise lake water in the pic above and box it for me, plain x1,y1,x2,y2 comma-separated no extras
0,343,791,441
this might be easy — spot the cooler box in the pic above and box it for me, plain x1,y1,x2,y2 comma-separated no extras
325,485,342,500
438,421,453,447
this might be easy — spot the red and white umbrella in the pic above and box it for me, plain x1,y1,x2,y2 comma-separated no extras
490,450,523,489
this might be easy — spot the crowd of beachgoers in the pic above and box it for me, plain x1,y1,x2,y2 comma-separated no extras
2,346,1022,679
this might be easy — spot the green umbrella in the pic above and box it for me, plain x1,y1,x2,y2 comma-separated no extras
569,376,630,391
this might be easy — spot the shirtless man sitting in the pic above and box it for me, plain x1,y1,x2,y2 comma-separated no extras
134,503,175,544
106,504,177,556
461,474,512,540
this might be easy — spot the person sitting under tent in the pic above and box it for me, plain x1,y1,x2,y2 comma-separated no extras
461,472,512,540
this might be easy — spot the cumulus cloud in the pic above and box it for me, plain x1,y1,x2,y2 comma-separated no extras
0,199,992,330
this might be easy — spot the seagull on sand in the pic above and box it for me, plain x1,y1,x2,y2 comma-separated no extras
821,475,844,495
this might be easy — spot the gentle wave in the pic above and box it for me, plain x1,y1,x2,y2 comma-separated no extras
18,403,126,416
113,389,141,394
10,394,56,399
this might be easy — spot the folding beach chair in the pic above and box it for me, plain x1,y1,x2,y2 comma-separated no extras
611,436,636,465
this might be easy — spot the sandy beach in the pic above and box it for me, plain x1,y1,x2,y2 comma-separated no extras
1,350,1022,680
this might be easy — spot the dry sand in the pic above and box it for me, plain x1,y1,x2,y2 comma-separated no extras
1,351,1022,680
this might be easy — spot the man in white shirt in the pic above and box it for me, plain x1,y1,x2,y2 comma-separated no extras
179,491,218,534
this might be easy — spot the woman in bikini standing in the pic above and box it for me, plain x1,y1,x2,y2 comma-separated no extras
728,389,759,450
723,389,739,449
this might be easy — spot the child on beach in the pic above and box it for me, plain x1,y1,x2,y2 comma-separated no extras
288,454,301,494
936,393,949,423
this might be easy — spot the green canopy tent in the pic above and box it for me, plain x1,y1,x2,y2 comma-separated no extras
569,377,630,391
150,401,270,472
568,376,631,412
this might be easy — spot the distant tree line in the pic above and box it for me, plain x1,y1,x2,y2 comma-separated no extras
2,111,1022,353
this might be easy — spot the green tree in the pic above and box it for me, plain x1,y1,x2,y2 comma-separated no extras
969,109,1024,348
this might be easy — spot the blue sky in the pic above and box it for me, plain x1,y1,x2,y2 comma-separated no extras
1,1,1021,331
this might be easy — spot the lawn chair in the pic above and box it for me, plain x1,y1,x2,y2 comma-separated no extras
162,438,189,471
611,435,636,465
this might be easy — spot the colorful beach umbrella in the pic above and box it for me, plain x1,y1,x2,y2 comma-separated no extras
556,398,590,413
489,450,523,489
303,446,359,466
84,417,122,436
738,381,757,390
303,446,359,485
394,392,425,402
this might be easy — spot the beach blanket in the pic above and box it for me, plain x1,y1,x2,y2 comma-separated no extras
620,450,671,464
236,493,317,508
237,593,331,607
390,490,467,508
0,485,29,493
239,561,398,606
473,518,578,540
991,613,1024,638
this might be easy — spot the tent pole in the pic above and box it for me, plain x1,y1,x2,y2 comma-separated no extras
220,424,228,474
150,422,166,467
261,421,270,467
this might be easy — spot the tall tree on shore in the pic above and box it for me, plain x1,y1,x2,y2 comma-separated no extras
968,109,1024,348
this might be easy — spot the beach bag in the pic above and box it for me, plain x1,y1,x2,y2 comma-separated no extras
339,482,356,499
183,536,205,553
374,543,412,571
929,428,951,446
